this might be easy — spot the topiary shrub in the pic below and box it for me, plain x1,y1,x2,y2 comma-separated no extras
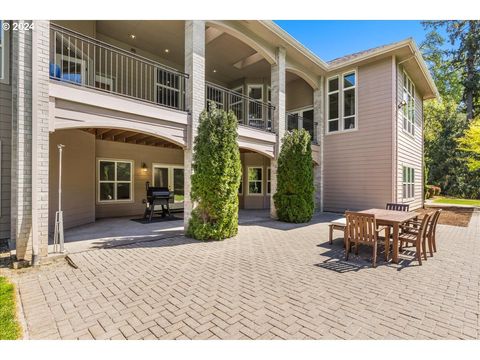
273,129,315,223
186,103,242,241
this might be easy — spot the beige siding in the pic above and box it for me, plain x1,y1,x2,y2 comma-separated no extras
49,130,96,231
396,65,424,210
286,78,313,111
240,152,271,209
95,139,184,218
324,58,393,212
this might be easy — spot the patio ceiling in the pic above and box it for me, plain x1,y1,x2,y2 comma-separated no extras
81,128,182,149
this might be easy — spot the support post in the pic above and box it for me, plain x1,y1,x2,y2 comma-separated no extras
269,47,286,218
313,76,324,212
183,20,205,230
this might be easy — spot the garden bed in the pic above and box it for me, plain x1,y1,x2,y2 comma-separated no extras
417,206,474,227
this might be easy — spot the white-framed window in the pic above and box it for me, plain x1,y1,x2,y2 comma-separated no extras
98,159,133,203
327,70,357,133
402,166,415,199
266,167,271,195
247,167,263,195
156,68,181,109
238,171,243,195
402,71,415,136
247,84,263,128
230,85,244,123
0,20,10,83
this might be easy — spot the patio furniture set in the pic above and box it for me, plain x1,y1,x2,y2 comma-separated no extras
328,203,442,267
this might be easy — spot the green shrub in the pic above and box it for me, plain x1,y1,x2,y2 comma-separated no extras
186,103,242,240
273,129,315,223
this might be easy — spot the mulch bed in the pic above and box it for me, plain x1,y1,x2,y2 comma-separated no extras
416,206,474,227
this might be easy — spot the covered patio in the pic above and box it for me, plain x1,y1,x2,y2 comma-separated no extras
48,209,271,254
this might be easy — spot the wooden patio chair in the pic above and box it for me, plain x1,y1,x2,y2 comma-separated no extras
344,211,390,268
404,209,442,257
398,212,432,265
386,203,410,212
328,218,346,245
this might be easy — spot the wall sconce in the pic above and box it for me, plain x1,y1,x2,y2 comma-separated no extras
141,162,148,173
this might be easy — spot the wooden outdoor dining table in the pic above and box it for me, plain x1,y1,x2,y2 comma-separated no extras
359,208,419,264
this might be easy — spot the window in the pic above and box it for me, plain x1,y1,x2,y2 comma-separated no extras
402,166,415,199
238,171,243,195
327,71,357,133
267,167,271,195
230,86,244,123
0,20,9,82
156,69,181,109
248,85,263,128
247,167,263,195
402,71,415,136
98,159,133,202
287,107,315,141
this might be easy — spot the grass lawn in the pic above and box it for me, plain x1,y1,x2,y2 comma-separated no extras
0,276,21,340
432,196,480,207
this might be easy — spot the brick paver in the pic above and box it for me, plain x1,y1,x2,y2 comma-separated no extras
10,212,480,339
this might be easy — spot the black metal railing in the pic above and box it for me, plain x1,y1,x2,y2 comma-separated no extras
286,113,318,143
49,24,188,111
205,82,275,132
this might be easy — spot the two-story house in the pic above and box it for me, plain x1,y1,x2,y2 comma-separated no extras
0,20,437,264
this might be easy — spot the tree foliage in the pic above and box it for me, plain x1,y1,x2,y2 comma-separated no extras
423,21,480,120
186,104,242,240
273,129,314,223
421,21,480,199
458,118,480,171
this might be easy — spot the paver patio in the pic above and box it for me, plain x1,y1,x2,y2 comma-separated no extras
9,211,480,339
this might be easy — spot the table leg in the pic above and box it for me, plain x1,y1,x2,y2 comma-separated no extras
393,223,399,264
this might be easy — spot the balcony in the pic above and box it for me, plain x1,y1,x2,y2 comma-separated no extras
49,24,189,111
206,82,275,132
287,113,318,144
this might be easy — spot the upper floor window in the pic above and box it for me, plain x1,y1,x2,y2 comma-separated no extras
0,20,9,82
402,71,415,136
327,71,356,133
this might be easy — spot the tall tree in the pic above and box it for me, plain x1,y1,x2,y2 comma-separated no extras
423,21,480,120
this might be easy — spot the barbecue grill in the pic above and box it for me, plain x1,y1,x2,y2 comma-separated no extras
143,182,174,222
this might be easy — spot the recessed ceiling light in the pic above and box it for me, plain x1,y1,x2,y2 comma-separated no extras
164,49,170,53
130,34,136,39
213,69,217,73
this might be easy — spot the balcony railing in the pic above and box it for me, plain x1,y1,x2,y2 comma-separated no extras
205,82,275,132
287,113,318,144
49,24,188,111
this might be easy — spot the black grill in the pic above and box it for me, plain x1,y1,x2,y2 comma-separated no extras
143,185,174,222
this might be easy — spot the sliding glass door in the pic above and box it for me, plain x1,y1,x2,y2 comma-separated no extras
152,164,184,210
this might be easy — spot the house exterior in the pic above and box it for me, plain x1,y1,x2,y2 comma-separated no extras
0,20,438,264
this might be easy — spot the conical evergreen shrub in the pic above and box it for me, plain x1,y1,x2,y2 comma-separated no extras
273,129,315,223
186,103,242,240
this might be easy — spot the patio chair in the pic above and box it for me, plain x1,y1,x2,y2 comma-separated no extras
398,212,432,265
344,211,389,268
386,203,410,212
403,209,442,257
328,218,346,245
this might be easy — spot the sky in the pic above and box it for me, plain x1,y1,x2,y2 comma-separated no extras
274,20,439,62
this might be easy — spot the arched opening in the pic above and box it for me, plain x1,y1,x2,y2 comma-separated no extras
286,70,317,143
48,127,185,251
204,23,275,132
238,148,272,211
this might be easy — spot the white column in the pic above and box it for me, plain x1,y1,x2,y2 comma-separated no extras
183,20,205,229
313,76,324,212
269,47,286,218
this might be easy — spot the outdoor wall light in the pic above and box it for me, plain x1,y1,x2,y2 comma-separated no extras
141,162,148,172
398,99,407,109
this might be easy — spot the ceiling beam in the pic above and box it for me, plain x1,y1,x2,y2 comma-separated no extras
103,129,128,139
233,52,263,70
205,27,223,45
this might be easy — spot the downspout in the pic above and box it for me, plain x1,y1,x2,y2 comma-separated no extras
31,21,39,266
